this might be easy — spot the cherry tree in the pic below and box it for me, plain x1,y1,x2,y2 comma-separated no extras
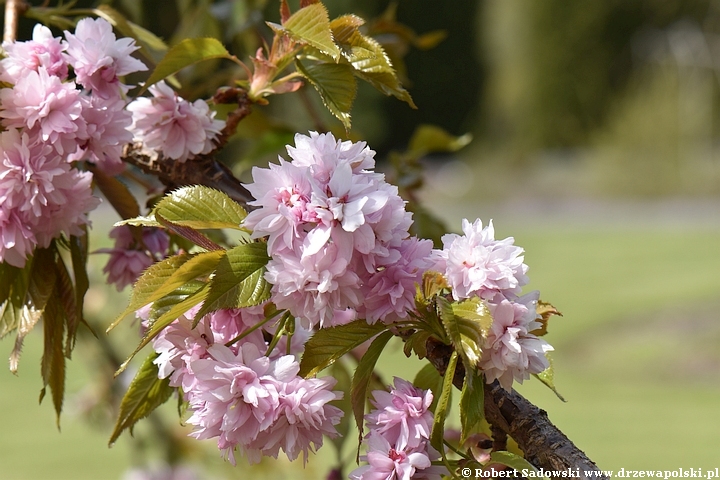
0,1,608,478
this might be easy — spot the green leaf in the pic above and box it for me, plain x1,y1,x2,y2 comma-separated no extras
109,253,193,330
329,360,353,456
283,3,340,60
69,233,89,350
109,353,173,445
153,186,247,230
299,320,388,378
329,14,365,44
459,364,485,444
192,243,271,321
430,350,457,451
350,331,393,441
413,363,444,412
438,297,492,367
296,60,356,130
408,124,472,158
533,353,566,402
143,37,233,92
117,282,210,376
489,451,544,477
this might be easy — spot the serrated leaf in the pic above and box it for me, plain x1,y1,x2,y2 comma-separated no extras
351,331,393,442
408,124,472,158
54,257,78,357
143,37,233,92
1,262,30,340
438,297,491,367
460,364,485,444
117,282,210,376
109,353,173,445
329,14,365,44
296,60,356,130
153,186,247,230
299,320,388,378
0,262,21,306
403,329,431,359
115,215,160,228
192,243,271,321
421,270,448,301
108,253,195,330
531,300,563,337
489,451,544,477
413,363,443,412
155,213,222,252
533,353,566,402
430,350,457,451
283,3,340,60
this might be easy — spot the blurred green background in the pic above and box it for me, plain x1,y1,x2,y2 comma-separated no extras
3,0,720,478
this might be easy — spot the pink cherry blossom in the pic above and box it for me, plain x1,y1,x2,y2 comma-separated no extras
359,237,434,324
127,81,224,162
365,377,434,451
434,218,529,301
0,24,68,82
349,432,445,480
64,17,147,98
0,68,85,156
70,95,133,174
481,292,553,390
97,226,170,290
0,129,98,265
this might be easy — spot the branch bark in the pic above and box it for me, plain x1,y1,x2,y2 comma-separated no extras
425,338,608,480
3,0,27,43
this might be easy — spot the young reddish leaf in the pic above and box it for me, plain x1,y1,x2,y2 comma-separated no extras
299,320,388,378
296,60,356,130
142,38,233,92
69,233,89,349
109,353,173,445
155,213,223,252
280,0,291,24
350,331,394,446
459,364,485,444
283,3,340,60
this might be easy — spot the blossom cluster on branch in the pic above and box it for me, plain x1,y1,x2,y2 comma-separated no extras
0,18,224,269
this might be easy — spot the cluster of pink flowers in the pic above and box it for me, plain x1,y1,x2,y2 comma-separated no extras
0,19,149,267
350,378,447,480
147,306,343,465
127,81,224,162
243,132,434,328
97,225,170,290
432,218,553,389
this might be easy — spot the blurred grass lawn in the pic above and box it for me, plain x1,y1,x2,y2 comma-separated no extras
2,212,720,477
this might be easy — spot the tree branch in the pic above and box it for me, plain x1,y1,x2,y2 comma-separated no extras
425,338,608,480
3,0,28,43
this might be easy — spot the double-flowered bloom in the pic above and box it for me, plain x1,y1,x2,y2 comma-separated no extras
243,132,432,328
149,306,343,465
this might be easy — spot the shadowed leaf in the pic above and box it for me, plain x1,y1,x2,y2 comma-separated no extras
299,320,388,378
296,60,356,130
109,353,173,445
143,38,233,92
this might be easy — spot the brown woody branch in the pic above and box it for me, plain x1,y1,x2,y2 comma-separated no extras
425,338,608,480
121,87,254,206
3,0,28,43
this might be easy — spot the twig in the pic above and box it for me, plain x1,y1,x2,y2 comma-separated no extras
3,0,27,43
425,338,608,480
